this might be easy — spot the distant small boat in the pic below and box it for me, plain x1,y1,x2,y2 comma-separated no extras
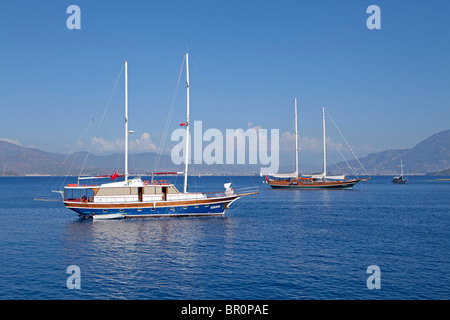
392,159,407,184
267,99,364,189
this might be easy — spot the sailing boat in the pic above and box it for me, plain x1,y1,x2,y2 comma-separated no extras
62,53,257,219
268,99,362,189
392,159,407,184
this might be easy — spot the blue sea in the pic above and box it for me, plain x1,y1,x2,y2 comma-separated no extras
0,175,449,300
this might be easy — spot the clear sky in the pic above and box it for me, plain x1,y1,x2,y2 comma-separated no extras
1,1,449,167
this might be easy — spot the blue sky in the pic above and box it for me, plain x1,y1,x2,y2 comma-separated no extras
1,1,449,167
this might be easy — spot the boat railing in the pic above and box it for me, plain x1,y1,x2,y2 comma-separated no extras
235,186,259,196
64,186,260,204
202,186,259,197
203,191,227,198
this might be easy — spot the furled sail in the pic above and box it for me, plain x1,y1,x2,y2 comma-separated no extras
272,172,298,179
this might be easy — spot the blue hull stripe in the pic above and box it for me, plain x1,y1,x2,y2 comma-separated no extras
66,201,230,218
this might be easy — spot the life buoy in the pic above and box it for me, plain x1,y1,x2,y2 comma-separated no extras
152,180,158,185
143,180,149,186
127,180,132,185
159,180,166,185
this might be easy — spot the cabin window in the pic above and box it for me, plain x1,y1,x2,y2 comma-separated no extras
119,209,124,212
183,206,187,209
144,186,155,194
151,208,155,211
204,204,209,207
167,186,179,194
170,207,175,211
64,188,94,201
103,209,108,213
96,187,134,196
195,205,199,208
137,209,142,212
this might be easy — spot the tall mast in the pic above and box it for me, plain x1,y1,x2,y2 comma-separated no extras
322,106,326,179
400,158,404,177
183,52,190,193
294,98,299,176
124,60,129,181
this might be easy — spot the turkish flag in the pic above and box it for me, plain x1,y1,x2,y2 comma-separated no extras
110,171,118,181
180,122,187,126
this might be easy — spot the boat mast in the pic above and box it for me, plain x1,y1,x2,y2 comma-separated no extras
183,52,190,193
294,97,299,176
400,158,404,177
322,106,327,179
124,60,129,181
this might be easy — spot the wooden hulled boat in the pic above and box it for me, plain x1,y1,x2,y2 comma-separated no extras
267,99,364,189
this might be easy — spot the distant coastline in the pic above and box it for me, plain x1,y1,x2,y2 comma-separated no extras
1,128,449,177
2,173,450,178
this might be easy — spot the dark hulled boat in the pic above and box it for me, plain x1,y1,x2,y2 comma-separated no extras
392,159,407,184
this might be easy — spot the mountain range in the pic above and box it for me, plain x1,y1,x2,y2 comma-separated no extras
0,140,261,176
1,129,449,176
333,129,450,175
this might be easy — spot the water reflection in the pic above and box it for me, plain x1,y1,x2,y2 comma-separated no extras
63,216,238,298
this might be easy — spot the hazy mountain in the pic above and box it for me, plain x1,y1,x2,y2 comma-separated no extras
1,128,449,176
0,140,178,176
334,129,450,175
0,141,262,176
0,141,69,175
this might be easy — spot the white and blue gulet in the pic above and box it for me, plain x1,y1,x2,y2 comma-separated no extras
62,53,257,219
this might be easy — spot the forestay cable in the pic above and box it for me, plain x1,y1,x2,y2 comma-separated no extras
78,63,124,178
325,108,370,177
152,55,185,179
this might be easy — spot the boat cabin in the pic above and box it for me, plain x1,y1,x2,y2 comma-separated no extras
63,180,192,204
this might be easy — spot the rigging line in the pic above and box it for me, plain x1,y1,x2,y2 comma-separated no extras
325,132,359,178
324,108,370,177
79,63,125,178
152,55,186,179
191,56,239,188
35,118,96,201
190,56,216,109
61,118,95,185
249,174,259,189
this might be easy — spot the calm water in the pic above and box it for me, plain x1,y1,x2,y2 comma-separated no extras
0,175,449,300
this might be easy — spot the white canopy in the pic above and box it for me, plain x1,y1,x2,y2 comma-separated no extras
272,172,298,179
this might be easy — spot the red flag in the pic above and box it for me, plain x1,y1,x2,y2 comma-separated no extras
110,171,118,181
180,122,187,126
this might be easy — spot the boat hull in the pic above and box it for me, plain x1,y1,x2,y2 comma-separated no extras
64,195,239,219
392,179,407,184
268,179,360,189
